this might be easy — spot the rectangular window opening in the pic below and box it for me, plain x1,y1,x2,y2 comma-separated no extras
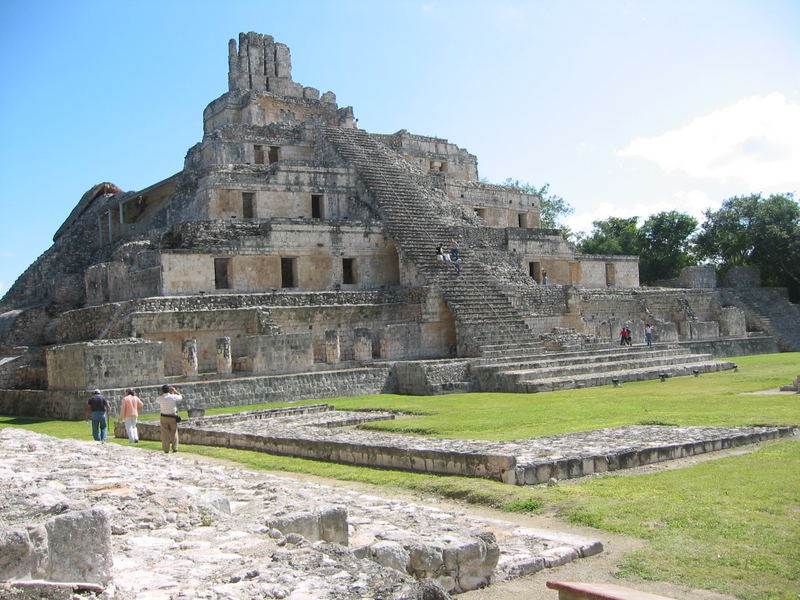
605,263,616,287
311,194,323,219
529,261,541,283
242,192,255,219
281,257,296,288
268,146,280,164
254,145,265,165
214,258,231,289
342,258,355,285
518,213,525,228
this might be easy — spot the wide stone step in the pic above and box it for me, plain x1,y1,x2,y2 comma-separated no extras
500,353,716,382
473,347,688,372
516,360,736,393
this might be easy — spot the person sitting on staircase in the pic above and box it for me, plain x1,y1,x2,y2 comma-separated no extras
436,243,445,266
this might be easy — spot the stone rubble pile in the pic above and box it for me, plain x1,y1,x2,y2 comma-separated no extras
0,428,601,599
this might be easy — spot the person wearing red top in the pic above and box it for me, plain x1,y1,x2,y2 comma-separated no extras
119,388,144,443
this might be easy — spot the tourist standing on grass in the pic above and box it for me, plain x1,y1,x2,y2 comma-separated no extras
85,389,110,442
157,384,182,453
119,388,144,443
645,323,654,347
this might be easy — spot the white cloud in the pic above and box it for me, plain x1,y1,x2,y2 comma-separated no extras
0,280,6,295
565,189,720,236
618,93,800,192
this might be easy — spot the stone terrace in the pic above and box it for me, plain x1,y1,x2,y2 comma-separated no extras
0,428,604,599
118,405,796,486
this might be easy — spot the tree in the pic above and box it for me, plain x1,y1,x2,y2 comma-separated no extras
502,179,574,236
637,211,698,284
694,193,800,298
576,216,640,256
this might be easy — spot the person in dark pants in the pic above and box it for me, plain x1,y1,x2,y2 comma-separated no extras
85,389,110,442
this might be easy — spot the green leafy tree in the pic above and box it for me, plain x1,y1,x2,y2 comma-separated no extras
694,193,800,297
637,211,698,283
502,179,574,236
576,216,640,256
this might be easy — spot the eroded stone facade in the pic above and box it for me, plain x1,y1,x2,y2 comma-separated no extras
0,32,793,407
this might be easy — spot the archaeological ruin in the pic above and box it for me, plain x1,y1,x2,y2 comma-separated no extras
2,30,800,600
1,31,799,422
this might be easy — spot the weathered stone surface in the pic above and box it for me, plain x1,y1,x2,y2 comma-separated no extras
45,509,112,584
121,405,795,485
0,428,602,598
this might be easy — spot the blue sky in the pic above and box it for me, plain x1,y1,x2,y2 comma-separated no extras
1,0,798,296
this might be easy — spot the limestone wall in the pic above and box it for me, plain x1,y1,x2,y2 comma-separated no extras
373,130,479,182
446,182,540,229
156,221,401,296
249,333,313,374
46,339,164,391
1,367,396,419
132,308,263,374
576,289,739,342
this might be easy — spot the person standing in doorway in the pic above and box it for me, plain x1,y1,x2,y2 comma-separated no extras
157,384,182,453
645,323,654,347
541,270,549,285
119,388,144,443
85,389,110,442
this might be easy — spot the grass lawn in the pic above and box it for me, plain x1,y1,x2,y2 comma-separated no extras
1,352,799,599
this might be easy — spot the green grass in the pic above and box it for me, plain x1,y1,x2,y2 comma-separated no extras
1,352,799,599
529,440,800,600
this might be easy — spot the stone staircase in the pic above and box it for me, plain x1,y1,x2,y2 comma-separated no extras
322,127,737,392
324,126,535,355
719,287,800,351
471,345,736,393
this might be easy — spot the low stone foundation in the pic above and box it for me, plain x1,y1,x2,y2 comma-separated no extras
117,405,796,485
0,366,396,419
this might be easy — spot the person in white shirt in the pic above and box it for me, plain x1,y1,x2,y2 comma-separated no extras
157,384,182,453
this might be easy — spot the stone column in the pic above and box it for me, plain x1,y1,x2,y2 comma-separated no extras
216,336,232,374
182,338,198,378
325,330,340,364
353,328,372,362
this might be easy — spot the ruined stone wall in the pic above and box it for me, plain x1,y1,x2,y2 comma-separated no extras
722,266,761,287
447,182,540,229
53,302,131,344
85,261,161,305
248,332,314,374
576,289,741,342
0,366,396,419
188,124,312,170
46,339,164,391
132,308,263,374
372,130,478,181
270,301,450,362
188,163,362,221
157,221,400,296
126,295,440,374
